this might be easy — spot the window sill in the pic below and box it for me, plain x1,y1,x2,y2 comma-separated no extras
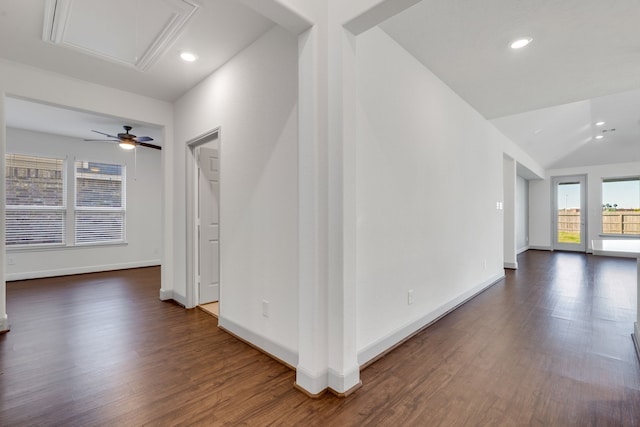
598,234,640,239
6,241,128,253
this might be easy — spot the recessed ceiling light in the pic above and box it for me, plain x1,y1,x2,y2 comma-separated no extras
595,135,604,140
510,37,533,49
180,52,198,62
595,121,605,126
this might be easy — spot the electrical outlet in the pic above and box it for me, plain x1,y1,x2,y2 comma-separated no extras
262,300,269,318
408,289,414,305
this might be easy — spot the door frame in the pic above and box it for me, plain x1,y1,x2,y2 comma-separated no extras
185,127,221,308
551,174,587,252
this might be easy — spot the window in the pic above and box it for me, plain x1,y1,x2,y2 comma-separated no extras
5,154,66,246
602,177,640,235
75,161,125,244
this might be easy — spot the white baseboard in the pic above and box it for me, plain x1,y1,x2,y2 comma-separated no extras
0,314,9,333
357,272,505,366
159,290,187,307
529,245,552,251
295,366,328,396
328,365,361,394
517,246,529,255
159,289,174,301
218,316,298,368
504,261,518,269
172,292,187,307
5,260,161,281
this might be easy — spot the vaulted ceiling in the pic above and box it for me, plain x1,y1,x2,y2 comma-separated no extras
380,0,640,169
1,0,639,170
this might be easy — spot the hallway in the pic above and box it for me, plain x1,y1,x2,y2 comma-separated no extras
1,251,639,425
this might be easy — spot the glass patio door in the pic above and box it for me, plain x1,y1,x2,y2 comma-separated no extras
553,175,587,252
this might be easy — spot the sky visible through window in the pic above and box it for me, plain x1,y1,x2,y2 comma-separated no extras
557,183,580,210
557,180,640,210
603,180,640,209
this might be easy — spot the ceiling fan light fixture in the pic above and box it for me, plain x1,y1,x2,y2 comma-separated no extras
510,37,533,49
180,51,198,62
119,140,136,150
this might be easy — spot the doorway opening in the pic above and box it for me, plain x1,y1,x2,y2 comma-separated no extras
552,175,587,252
186,128,221,311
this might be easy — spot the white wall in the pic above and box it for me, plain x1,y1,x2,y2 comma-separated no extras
173,26,299,363
516,175,529,252
355,28,529,361
5,127,161,280
529,161,640,251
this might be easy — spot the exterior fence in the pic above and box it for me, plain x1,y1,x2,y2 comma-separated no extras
602,211,640,235
557,211,640,235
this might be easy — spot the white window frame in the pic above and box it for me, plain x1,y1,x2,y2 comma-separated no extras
4,154,127,250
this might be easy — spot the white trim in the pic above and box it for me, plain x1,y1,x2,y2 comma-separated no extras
185,128,220,309
5,259,160,281
529,245,552,251
158,289,187,307
159,288,173,301
295,366,328,396
504,261,518,269
172,292,187,307
6,241,128,252
328,365,360,394
357,273,504,366
218,315,298,368
0,314,9,333
517,246,529,255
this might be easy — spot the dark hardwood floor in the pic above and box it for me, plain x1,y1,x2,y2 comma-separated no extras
1,251,639,426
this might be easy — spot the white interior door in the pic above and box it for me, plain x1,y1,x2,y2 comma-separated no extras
553,175,586,252
198,146,220,304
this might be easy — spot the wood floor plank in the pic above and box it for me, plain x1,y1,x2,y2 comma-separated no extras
2,251,640,426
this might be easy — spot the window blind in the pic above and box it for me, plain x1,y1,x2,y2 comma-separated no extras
5,154,66,246
75,161,125,244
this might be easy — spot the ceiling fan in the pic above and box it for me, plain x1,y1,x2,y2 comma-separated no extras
84,125,161,150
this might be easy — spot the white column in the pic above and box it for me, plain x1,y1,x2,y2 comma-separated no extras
296,3,360,395
326,9,359,394
296,22,330,395
245,0,421,397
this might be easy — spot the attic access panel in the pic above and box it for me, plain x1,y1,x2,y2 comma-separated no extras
43,0,199,71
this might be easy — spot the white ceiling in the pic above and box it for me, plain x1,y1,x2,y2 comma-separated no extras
1,0,639,170
5,96,163,146
0,0,274,102
0,0,273,146
380,0,640,169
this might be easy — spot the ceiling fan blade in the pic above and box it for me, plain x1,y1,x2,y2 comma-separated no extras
138,142,162,150
91,130,119,138
134,136,154,142
84,139,119,142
